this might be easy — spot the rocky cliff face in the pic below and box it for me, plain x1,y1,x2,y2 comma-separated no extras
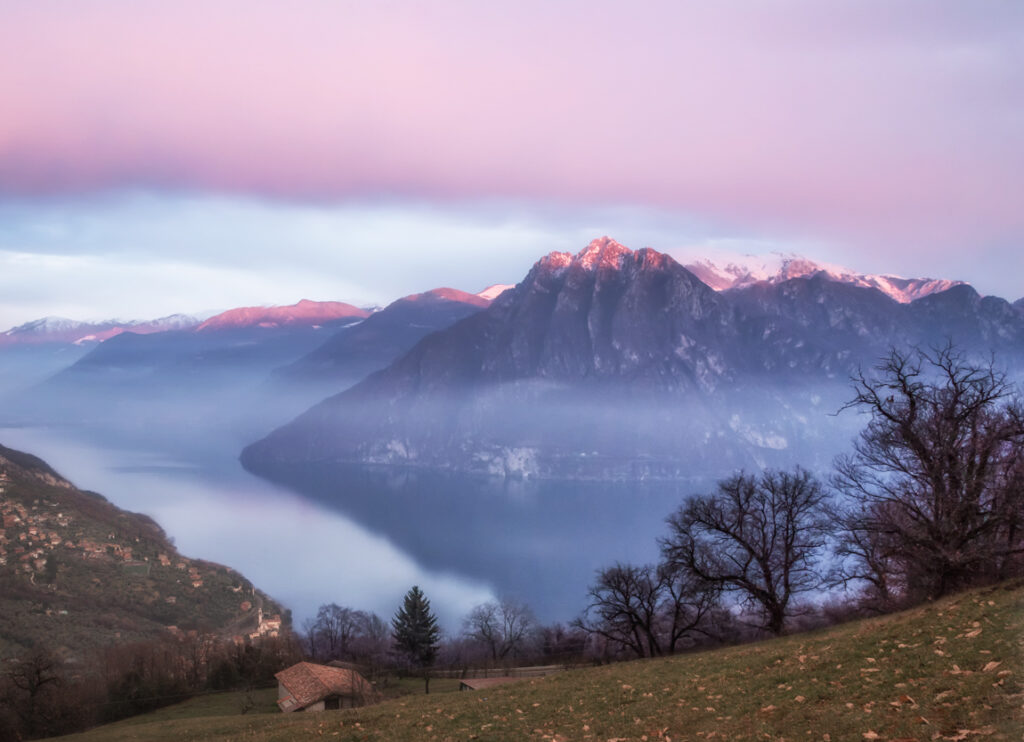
242,239,1024,481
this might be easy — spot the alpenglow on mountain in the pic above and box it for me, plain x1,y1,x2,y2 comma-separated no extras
241,238,1024,481
683,252,964,303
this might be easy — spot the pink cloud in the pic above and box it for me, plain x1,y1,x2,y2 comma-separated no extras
1,1,1021,254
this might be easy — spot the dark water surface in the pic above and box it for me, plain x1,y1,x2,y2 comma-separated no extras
0,426,702,627
255,462,705,620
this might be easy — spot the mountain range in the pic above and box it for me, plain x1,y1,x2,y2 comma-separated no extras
683,252,964,303
241,238,1024,481
3,239,1022,481
0,290,502,461
0,314,201,348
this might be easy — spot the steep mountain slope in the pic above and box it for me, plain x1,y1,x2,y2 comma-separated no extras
242,238,1024,481
0,444,285,657
275,288,489,394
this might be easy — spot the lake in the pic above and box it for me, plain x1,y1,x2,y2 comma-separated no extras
0,426,699,630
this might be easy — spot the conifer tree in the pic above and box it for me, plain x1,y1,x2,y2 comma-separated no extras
391,586,441,693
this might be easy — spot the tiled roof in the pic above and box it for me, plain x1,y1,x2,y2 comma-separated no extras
274,662,375,712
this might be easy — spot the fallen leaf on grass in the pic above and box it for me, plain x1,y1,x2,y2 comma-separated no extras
981,661,1001,672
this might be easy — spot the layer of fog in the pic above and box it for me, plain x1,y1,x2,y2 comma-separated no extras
0,426,495,630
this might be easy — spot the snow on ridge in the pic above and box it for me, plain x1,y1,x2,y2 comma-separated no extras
196,300,369,332
476,284,515,301
683,251,965,304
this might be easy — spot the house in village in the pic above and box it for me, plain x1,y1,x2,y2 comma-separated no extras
275,662,377,712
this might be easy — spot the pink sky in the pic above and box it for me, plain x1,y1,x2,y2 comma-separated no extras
0,1,1022,327
2,2,1021,251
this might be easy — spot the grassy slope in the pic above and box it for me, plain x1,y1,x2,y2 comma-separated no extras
53,581,1022,742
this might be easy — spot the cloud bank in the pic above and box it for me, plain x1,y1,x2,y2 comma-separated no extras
2,1,1021,255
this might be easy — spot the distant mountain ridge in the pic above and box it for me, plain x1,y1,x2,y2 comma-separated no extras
683,252,964,303
197,299,370,331
242,237,1024,481
0,314,201,347
276,287,493,390
0,298,372,349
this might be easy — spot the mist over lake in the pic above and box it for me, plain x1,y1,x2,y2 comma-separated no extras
0,425,694,629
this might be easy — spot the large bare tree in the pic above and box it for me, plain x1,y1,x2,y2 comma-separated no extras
660,468,830,636
463,598,536,662
575,561,718,657
833,345,1024,602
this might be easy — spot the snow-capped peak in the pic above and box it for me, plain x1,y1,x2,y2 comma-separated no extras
476,284,515,302
683,251,964,303
0,314,202,347
4,316,85,336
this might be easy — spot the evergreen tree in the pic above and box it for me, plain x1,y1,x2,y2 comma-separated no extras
391,586,441,693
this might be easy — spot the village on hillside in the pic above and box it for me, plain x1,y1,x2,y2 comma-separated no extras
0,465,282,647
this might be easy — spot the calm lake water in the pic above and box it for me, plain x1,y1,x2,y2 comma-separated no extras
0,426,700,630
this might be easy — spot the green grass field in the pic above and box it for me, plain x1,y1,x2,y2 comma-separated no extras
50,580,1023,741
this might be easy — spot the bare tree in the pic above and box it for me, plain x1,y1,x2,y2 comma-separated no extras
310,603,361,660
463,598,536,662
351,611,391,677
576,563,660,658
828,500,903,611
833,345,1024,601
300,616,320,659
575,561,718,657
4,649,63,738
661,468,830,636
538,623,588,664
657,562,721,649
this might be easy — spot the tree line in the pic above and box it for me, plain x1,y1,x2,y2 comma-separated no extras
301,346,1024,668
279,344,1024,670
576,345,1024,657
0,632,303,740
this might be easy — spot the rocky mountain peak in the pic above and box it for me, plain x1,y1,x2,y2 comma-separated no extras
574,236,634,270
529,237,639,282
